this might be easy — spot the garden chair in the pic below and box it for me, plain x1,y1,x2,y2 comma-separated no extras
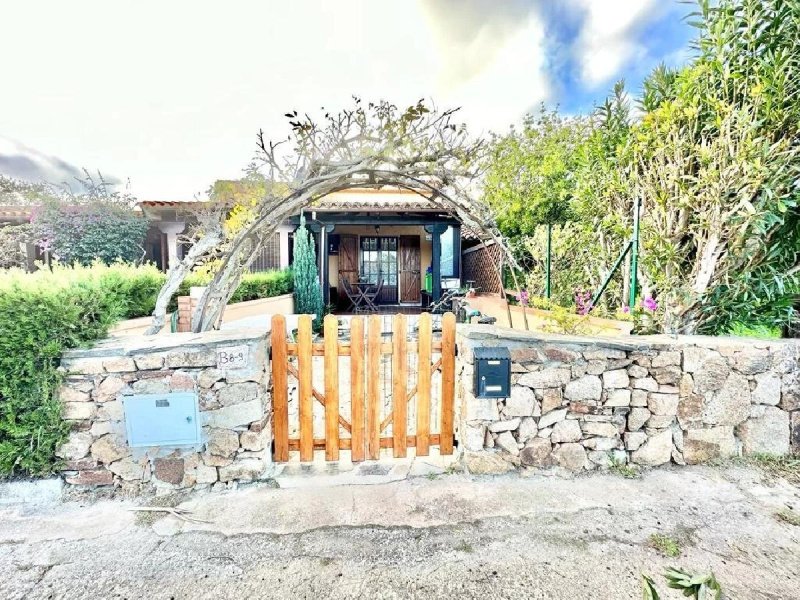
340,277,363,312
361,278,384,312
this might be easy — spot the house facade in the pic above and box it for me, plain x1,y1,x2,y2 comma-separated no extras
141,188,487,310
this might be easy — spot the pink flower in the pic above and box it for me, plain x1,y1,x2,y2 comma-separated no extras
622,305,630,313
517,289,529,307
642,296,658,312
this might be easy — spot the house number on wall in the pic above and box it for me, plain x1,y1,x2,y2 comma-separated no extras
216,345,249,369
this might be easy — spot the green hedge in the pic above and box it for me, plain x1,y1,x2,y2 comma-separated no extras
0,265,127,477
0,263,293,478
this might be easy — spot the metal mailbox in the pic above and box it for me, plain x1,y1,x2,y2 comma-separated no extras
473,346,512,398
123,392,201,448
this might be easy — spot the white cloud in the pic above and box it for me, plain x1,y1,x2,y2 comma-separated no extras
572,0,660,87
0,1,554,199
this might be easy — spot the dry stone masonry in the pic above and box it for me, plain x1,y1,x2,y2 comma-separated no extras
457,327,799,474
57,330,272,492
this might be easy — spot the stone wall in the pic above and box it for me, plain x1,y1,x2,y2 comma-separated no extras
57,330,272,492
457,327,799,474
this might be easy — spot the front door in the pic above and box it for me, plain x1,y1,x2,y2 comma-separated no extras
399,235,421,303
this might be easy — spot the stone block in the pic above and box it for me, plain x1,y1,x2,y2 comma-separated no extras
683,427,736,464
682,346,716,373
102,357,136,373
583,437,618,451
632,377,658,392
95,376,125,402
627,365,648,379
463,451,514,475
752,373,781,406
132,378,170,394
586,360,607,375
240,428,269,452
627,407,650,432
488,418,520,433
583,348,626,360
217,382,260,406
59,386,90,403
465,397,500,421
631,389,649,407
65,470,113,486
780,372,800,411
517,368,571,389
207,428,240,457
154,458,185,485
204,399,264,429
538,408,567,430
218,458,267,482
605,389,631,407
538,427,553,438
110,457,149,481
89,421,113,437
648,393,679,416
602,369,630,389
495,431,519,455
506,385,537,416
693,357,730,392
57,431,94,460
631,429,673,466
195,463,219,484
552,443,587,471
646,415,675,429
543,346,582,362
519,439,552,467
564,375,602,402
625,431,647,451
166,349,218,369
62,402,96,421
516,417,538,442
90,435,129,464
96,400,124,422
652,351,681,368
581,422,618,438
551,419,582,443
203,453,234,467
541,388,563,414
199,368,224,389
702,372,751,426
63,357,106,375
587,450,613,468
791,412,800,453
734,350,771,375
737,407,790,455
133,354,166,370
62,457,97,471
463,423,486,451
170,372,196,391
652,366,682,385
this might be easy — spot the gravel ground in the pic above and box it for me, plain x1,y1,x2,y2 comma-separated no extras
1,465,799,599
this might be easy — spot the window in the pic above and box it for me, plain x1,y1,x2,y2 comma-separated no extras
439,226,460,278
360,236,397,285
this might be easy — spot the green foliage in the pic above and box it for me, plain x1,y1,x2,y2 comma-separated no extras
649,534,682,558
643,569,722,599
292,216,324,328
30,173,149,266
727,322,782,339
0,266,126,477
228,269,293,303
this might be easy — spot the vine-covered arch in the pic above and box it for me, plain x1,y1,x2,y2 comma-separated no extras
146,99,526,334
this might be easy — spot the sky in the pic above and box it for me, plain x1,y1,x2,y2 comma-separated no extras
0,0,695,200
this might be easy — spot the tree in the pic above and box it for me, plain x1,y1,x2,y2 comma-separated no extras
292,215,323,327
148,98,520,334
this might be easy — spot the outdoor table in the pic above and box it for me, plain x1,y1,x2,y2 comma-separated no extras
352,281,378,312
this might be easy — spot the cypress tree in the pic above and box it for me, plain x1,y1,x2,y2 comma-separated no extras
292,214,324,329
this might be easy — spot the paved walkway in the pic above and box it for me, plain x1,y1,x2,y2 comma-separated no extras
1,465,799,599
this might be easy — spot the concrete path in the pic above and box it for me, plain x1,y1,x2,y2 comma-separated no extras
1,465,799,599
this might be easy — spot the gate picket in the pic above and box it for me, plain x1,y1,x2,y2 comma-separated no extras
323,315,339,461
272,311,456,463
297,314,314,462
392,314,408,458
350,316,366,462
271,315,289,462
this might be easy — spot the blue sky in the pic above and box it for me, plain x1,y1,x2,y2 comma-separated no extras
0,1,697,198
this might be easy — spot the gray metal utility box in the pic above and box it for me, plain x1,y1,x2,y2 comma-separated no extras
473,347,512,398
123,392,201,448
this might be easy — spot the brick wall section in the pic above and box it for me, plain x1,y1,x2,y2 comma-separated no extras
456,327,800,474
57,330,272,492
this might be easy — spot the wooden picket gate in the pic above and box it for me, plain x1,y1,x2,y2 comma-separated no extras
271,312,456,462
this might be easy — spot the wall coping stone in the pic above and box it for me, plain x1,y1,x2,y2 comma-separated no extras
458,324,796,353
62,329,269,360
